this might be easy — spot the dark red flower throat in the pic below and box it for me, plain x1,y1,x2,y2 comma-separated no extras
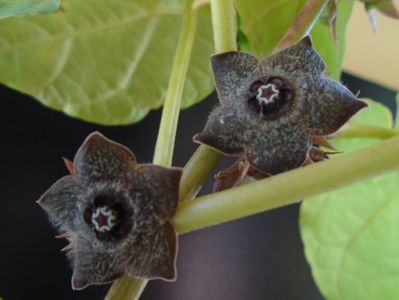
247,76,294,120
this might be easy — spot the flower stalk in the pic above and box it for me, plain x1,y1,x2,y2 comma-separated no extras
105,1,197,299
179,0,239,200
173,135,399,233
153,0,197,167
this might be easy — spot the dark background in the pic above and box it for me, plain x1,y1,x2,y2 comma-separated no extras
0,74,396,300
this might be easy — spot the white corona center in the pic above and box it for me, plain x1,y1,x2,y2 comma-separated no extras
91,206,117,232
256,83,280,104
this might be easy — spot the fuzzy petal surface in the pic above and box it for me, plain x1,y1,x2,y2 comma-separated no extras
263,37,326,77
194,105,245,156
71,237,127,290
306,78,368,135
127,221,177,281
74,132,137,182
37,175,81,231
128,165,182,231
245,127,311,175
211,51,258,105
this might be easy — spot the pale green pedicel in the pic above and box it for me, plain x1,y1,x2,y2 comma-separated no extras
300,99,399,300
0,0,59,19
0,0,213,125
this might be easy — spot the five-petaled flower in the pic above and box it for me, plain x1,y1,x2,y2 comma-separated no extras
37,132,182,290
194,36,367,191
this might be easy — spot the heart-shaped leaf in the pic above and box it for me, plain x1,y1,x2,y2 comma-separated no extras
300,99,399,300
0,0,214,125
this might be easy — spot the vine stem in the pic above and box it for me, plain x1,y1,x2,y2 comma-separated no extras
173,135,399,234
179,0,239,200
210,0,237,53
105,1,196,299
338,124,397,139
153,0,197,166
276,0,329,51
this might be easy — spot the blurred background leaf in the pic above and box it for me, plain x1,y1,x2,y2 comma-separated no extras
0,0,60,19
0,0,214,125
300,99,399,300
343,1,399,91
236,0,355,79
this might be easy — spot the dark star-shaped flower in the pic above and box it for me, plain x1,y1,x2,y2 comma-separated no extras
37,132,182,290
194,36,367,191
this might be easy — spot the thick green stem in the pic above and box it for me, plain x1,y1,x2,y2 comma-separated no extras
180,146,221,200
105,2,196,300
173,136,399,234
153,0,197,166
104,278,148,300
339,124,397,139
210,0,237,53
180,0,238,200
276,0,329,51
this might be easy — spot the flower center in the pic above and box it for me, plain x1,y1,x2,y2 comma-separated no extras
256,83,280,105
91,206,118,232
247,77,294,120
84,194,132,241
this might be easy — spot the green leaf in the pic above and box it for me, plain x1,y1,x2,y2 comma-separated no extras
311,0,354,79
0,0,60,19
300,99,399,300
235,0,354,79
0,0,214,125
235,0,307,55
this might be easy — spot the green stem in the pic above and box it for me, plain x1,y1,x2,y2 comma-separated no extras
153,0,197,166
105,2,197,300
104,277,148,300
180,146,221,200
173,136,399,234
339,124,398,139
210,0,237,53
276,0,329,51
179,0,238,200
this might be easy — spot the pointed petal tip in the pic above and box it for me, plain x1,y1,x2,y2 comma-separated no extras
301,35,313,47
192,133,206,145
71,276,88,291
351,99,368,114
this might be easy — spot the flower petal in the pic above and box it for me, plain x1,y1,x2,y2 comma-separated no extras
211,51,258,105
129,165,182,231
71,237,126,290
245,128,311,175
194,105,245,156
263,36,326,76
74,132,137,182
306,79,368,135
126,221,177,281
37,175,81,231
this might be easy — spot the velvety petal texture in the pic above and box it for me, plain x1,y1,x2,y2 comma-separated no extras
74,132,137,182
195,36,366,186
194,106,244,155
38,132,182,289
37,175,81,230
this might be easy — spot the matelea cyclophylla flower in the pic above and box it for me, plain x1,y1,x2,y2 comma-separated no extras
194,36,367,191
37,132,182,289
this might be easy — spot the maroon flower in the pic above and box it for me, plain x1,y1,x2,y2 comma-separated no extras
37,132,182,289
194,36,367,191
